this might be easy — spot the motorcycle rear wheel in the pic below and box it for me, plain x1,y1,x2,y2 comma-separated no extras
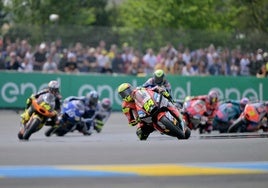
159,116,185,139
23,118,41,140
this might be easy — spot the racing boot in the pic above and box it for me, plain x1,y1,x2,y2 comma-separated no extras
20,109,30,126
136,127,149,141
94,120,104,133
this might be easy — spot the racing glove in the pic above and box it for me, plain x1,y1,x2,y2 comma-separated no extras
129,118,140,126
26,95,35,108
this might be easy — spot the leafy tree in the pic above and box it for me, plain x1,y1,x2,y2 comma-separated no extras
4,0,110,26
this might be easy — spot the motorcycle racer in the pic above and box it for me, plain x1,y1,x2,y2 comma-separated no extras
20,80,61,127
228,101,268,133
118,83,177,140
212,97,249,133
93,98,112,133
184,90,219,133
62,90,99,135
143,69,172,97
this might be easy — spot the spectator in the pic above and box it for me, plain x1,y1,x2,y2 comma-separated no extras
107,44,117,61
164,51,177,74
182,47,191,65
17,39,30,59
208,55,222,75
121,46,134,73
239,53,250,76
5,52,22,70
96,48,111,73
18,56,33,72
55,38,64,53
143,48,157,75
42,54,58,73
86,47,97,72
196,60,209,76
206,44,218,67
256,48,263,61
126,56,145,76
181,62,196,76
33,43,47,71
156,47,167,64
111,51,124,74
74,42,85,68
154,58,168,74
230,61,239,76
48,44,61,66
58,48,68,72
64,53,79,73
165,42,178,56
98,40,107,55
172,52,185,75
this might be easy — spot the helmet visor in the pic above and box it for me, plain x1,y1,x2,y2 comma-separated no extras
119,87,133,102
49,88,59,95
209,96,217,105
154,75,164,85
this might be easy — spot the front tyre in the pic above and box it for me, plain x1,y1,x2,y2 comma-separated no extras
159,116,185,139
45,126,57,137
227,118,244,133
23,118,41,140
184,128,191,139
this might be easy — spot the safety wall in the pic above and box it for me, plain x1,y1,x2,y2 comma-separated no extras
0,71,267,110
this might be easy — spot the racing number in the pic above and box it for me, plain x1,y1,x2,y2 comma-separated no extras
143,99,154,112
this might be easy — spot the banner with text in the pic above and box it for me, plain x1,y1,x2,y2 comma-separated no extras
0,72,267,110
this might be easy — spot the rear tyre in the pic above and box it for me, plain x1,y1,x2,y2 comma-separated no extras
23,118,41,140
159,116,185,139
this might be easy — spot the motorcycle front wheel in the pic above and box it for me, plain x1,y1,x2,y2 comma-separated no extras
227,118,244,133
45,126,57,137
159,116,185,140
23,118,41,140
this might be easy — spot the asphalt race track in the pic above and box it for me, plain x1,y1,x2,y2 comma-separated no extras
0,110,268,188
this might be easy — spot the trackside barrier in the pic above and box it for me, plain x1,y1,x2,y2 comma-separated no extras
0,71,267,111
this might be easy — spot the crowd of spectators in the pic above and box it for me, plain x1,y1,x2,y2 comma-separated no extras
0,37,267,78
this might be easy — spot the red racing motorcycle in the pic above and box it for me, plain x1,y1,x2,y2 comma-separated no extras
181,99,211,134
133,87,191,140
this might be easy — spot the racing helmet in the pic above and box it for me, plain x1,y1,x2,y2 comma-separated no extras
101,98,112,110
207,90,219,105
86,90,99,106
118,83,134,102
48,80,60,95
240,97,249,111
153,69,165,85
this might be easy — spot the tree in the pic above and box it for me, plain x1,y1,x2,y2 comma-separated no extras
4,0,111,26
